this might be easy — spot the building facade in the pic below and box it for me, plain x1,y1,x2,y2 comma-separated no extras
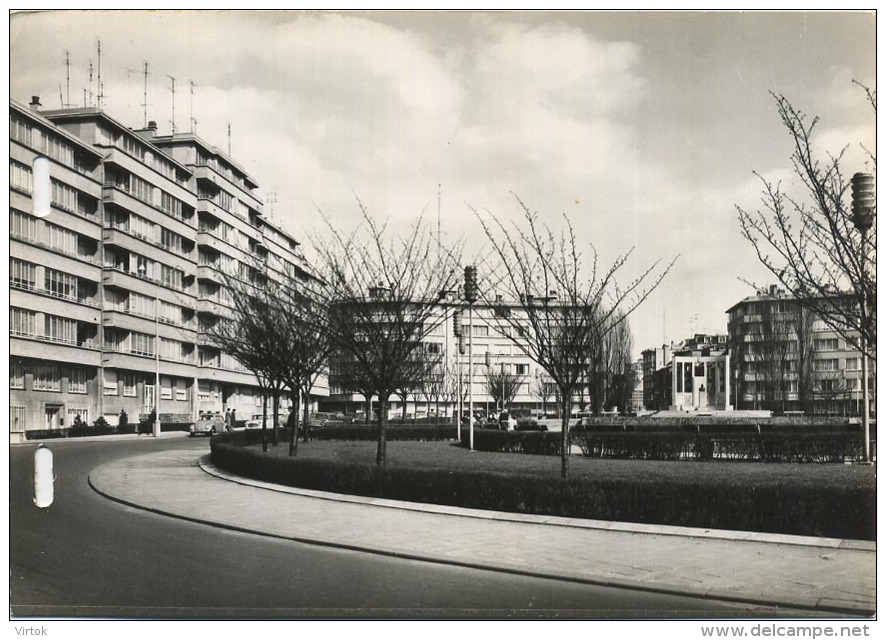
727,286,874,416
9,97,324,442
641,334,731,413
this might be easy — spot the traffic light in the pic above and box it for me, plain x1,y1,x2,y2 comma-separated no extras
464,265,478,303
851,172,875,233
453,310,463,337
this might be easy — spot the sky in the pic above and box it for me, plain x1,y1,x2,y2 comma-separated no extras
7,8,877,358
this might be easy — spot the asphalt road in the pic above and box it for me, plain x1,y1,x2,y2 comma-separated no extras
10,436,818,619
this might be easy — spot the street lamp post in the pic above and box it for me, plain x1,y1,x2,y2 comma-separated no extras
850,172,874,463
464,266,478,450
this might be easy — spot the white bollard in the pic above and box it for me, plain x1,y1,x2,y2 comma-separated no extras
33,444,54,508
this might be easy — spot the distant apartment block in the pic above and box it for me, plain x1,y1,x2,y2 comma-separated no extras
727,286,874,416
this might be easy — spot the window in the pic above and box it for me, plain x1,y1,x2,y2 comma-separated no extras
46,222,78,255
425,342,441,355
161,227,185,255
137,254,154,279
129,212,156,242
67,408,89,425
814,338,839,351
121,134,145,161
161,265,184,290
42,133,74,165
10,361,25,389
472,325,489,337
128,292,154,318
160,384,173,400
818,379,834,392
123,373,138,397
10,113,33,146
11,406,27,432
104,370,118,395
45,314,77,344
176,387,188,402
846,358,859,371
158,300,182,325
10,209,38,241
68,367,88,394
10,308,37,337
10,258,37,290
515,363,529,375
160,338,184,361
50,179,78,211
44,269,78,300
33,364,61,391
10,160,33,193
129,331,155,356
217,190,233,211
130,174,154,205
160,192,182,218
814,359,839,372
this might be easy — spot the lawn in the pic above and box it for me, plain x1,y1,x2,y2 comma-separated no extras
255,438,875,492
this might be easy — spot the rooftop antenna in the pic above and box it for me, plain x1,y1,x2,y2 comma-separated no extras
87,58,94,106
662,309,666,345
167,74,177,134
437,182,442,262
266,191,277,219
58,82,64,108
96,38,104,109
140,61,150,128
189,79,198,133
227,123,231,156
64,50,72,107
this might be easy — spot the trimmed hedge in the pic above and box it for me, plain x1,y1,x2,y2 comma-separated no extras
311,423,460,442
210,434,876,540
573,421,876,463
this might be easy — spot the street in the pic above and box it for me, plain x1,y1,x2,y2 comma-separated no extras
10,436,824,619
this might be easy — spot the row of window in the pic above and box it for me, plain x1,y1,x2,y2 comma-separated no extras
10,362,89,393
10,209,97,262
10,308,82,344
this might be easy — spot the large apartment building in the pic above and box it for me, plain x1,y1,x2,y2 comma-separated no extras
727,286,874,416
9,97,324,443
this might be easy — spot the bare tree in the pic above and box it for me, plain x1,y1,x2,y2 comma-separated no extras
474,196,677,478
737,89,876,359
311,203,462,465
206,275,282,452
484,364,524,412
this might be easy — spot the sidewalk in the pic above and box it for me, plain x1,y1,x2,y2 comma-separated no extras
88,449,876,616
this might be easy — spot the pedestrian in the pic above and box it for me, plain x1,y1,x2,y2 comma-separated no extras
231,408,236,429
224,408,232,431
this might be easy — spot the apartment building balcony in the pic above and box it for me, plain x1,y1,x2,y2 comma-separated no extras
101,309,198,341
193,165,263,210
196,296,231,318
197,263,225,284
102,351,198,379
102,226,196,271
103,147,195,204
102,268,197,306
10,334,102,367
197,365,258,387
11,288,101,323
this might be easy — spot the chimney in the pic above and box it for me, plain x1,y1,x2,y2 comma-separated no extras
769,284,778,297
29,96,41,111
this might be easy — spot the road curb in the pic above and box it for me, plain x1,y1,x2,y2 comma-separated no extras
88,466,872,616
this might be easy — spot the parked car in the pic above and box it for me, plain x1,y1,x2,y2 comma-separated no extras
189,413,225,437
232,418,262,431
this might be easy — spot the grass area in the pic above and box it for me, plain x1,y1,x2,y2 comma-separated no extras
256,438,875,492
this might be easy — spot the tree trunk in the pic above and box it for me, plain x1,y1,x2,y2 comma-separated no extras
289,393,301,457
560,392,571,479
302,387,310,435
271,387,280,446
377,396,389,466
261,389,268,453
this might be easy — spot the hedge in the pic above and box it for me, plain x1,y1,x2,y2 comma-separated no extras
210,434,875,540
572,422,876,463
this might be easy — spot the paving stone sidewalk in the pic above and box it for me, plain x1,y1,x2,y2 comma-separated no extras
88,449,876,616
